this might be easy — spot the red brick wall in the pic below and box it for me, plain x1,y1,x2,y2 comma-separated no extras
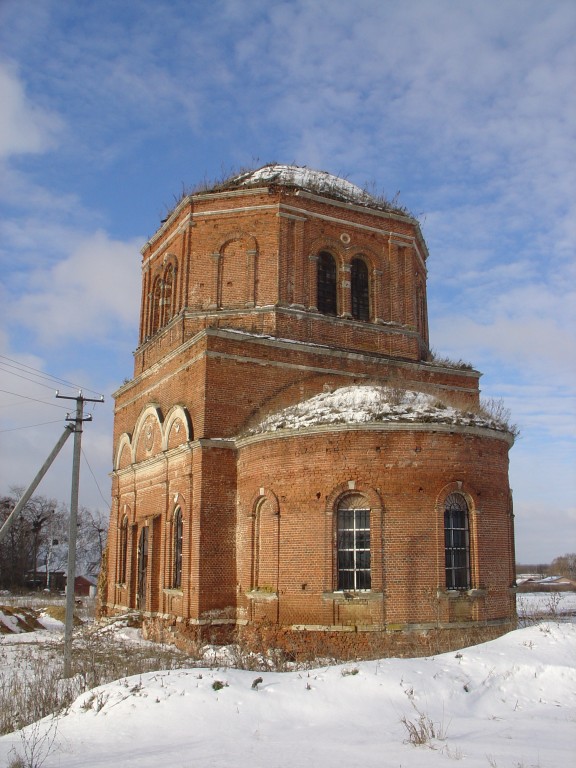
236,426,513,630
102,178,516,659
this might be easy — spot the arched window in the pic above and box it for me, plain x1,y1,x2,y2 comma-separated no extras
163,264,174,325
337,497,371,591
444,493,470,590
150,278,162,335
251,495,280,592
118,515,128,584
173,507,183,589
416,278,426,335
317,251,337,315
351,258,369,321
137,526,149,609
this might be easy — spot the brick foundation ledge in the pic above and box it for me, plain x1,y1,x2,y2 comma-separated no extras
127,610,516,662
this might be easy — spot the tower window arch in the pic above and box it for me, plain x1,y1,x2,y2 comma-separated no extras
163,263,175,324
173,507,183,589
337,495,371,591
351,258,370,321
444,493,471,590
317,251,337,315
150,277,162,335
416,276,426,336
149,261,177,336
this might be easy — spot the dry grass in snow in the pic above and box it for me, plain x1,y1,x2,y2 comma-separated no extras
0,592,573,767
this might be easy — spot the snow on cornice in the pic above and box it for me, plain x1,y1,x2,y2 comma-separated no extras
235,165,371,202
217,164,411,216
244,385,511,437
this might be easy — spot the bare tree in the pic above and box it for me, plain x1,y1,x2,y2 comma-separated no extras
549,553,576,580
0,490,60,589
76,506,108,578
0,491,108,589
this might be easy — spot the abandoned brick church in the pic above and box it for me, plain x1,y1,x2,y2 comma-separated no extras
102,164,517,658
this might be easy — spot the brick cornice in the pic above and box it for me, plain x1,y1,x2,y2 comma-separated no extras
234,421,515,449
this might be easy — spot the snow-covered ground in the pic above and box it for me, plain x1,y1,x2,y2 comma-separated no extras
0,593,574,767
517,590,576,622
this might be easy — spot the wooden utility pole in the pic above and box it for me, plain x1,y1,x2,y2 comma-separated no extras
56,390,103,677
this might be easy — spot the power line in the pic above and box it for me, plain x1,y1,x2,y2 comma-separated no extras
0,354,82,387
0,365,65,391
0,419,65,433
81,448,111,511
0,354,104,397
0,389,70,410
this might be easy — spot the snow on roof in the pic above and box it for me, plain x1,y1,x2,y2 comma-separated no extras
244,385,510,437
221,164,405,214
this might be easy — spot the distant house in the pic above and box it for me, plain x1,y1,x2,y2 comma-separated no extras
516,573,545,584
74,575,97,597
25,570,66,592
516,575,576,592
26,571,97,596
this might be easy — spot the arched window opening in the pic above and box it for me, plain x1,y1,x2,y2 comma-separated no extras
444,493,470,590
416,278,426,335
137,526,149,609
118,515,128,584
251,496,279,592
351,258,370,321
163,264,174,325
150,278,162,335
173,507,183,589
337,497,371,591
317,251,337,315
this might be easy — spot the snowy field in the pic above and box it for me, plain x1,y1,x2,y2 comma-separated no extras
0,593,573,768
516,590,576,622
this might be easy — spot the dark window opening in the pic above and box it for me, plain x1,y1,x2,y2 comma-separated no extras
118,516,128,584
150,279,162,335
416,279,426,335
351,258,370,321
163,264,174,324
337,507,371,590
317,251,337,315
137,526,149,609
173,507,183,589
444,493,471,590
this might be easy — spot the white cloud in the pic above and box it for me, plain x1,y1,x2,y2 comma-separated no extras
434,312,576,380
514,498,576,563
495,383,576,440
0,339,115,512
0,161,81,213
9,230,141,345
0,61,62,159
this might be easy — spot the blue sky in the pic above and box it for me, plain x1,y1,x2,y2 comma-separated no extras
0,0,574,563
